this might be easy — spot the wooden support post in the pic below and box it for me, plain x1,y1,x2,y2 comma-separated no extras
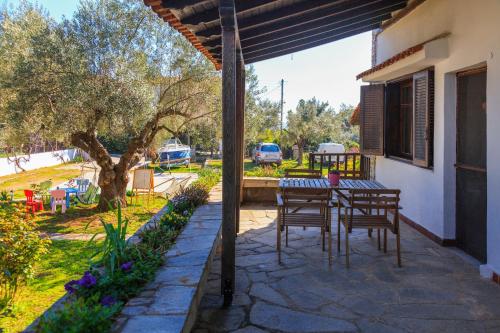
235,53,245,234
240,65,246,205
220,0,237,308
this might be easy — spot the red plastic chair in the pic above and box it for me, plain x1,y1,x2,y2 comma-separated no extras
24,189,44,213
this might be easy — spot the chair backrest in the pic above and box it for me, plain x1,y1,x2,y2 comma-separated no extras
24,189,34,202
348,189,400,214
284,169,322,179
281,188,331,211
76,178,90,192
51,190,66,200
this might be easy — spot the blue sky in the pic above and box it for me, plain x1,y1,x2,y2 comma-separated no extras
2,0,371,111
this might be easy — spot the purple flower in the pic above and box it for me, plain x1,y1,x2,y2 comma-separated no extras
77,271,97,288
64,280,79,294
120,261,133,272
100,295,116,307
182,210,189,216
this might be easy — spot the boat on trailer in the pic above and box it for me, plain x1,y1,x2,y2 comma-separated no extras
158,138,191,167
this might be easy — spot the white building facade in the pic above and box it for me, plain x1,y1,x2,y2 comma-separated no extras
358,0,500,280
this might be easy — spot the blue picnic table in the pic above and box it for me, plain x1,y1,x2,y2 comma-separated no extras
59,187,79,208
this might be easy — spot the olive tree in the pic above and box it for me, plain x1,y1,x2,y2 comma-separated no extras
0,1,220,210
285,98,333,165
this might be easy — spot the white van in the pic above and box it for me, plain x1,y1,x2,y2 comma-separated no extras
315,143,345,162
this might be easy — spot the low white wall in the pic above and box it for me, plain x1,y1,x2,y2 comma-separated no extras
0,149,79,177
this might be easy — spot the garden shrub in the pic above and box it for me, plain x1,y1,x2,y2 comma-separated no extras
0,190,8,201
37,294,122,333
194,168,221,190
139,223,177,253
169,168,221,214
35,169,220,332
0,203,50,312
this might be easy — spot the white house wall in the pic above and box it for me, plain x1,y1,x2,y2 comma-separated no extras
373,0,500,274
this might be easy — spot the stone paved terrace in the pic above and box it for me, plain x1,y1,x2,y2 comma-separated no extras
193,205,500,333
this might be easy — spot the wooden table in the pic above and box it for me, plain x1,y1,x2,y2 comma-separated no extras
336,179,385,191
278,177,330,191
334,179,386,201
278,178,388,208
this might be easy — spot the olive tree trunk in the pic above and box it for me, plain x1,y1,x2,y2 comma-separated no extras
95,163,130,211
296,137,305,166
71,131,133,210
70,124,160,211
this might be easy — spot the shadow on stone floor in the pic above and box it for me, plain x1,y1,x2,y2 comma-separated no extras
192,204,500,333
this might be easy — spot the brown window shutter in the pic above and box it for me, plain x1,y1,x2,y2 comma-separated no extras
412,70,434,167
360,84,385,155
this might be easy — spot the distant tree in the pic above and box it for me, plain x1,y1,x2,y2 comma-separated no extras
0,1,220,210
318,103,359,151
186,109,222,157
243,66,281,154
285,98,333,165
285,100,360,164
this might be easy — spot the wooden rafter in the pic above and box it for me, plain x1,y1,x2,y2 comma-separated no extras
203,0,406,49
196,0,350,38
145,0,410,69
181,0,278,26
244,24,380,64
159,0,212,11
242,16,389,54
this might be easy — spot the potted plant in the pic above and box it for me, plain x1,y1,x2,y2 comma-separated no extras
328,170,341,186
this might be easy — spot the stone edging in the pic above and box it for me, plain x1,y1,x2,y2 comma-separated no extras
24,183,222,333
113,183,222,333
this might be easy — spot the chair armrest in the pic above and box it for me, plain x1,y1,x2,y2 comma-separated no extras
276,193,284,206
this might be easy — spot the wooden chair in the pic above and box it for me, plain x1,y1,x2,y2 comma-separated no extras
284,168,322,179
50,190,67,214
130,169,154,206
338,189,402,267
24,189,44,213
277,189,333,265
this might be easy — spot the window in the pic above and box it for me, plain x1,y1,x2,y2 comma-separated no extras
261,145,280,152
359,69,434,168
386,79,413,160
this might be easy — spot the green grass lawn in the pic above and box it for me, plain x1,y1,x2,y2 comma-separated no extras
0,240,97,333
34,196,168,235
0,164,81,199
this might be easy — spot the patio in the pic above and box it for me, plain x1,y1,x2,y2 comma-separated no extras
193,204,500,333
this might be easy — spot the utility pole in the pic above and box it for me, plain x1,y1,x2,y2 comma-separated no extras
280,79,284,146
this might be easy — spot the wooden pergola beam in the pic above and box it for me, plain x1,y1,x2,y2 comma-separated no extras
196,0,350,38
181,0,277,26
160,0,211,11
203,0,406,49
243,24,379,64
